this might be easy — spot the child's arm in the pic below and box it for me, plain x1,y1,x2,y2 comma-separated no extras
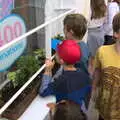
92,68,101,91
39,59,55,97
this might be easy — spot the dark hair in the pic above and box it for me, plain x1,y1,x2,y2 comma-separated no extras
63,14,87,40
53,100,87,120
91,0,106,19
113,12,120,33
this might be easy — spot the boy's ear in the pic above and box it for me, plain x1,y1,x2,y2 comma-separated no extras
70,29,74,34
113,32,120,39
59,59,64,64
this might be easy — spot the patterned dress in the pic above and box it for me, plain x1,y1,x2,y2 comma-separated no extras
95,44,120,120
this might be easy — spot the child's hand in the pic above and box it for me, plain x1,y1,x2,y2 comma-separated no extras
45,59,55,72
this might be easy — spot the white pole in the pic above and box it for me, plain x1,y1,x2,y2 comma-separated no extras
45,24,52,58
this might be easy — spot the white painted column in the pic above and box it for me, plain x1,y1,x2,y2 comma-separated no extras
45,0,91,57
75,0,90,19
45,0,57,58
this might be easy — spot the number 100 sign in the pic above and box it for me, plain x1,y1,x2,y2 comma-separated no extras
0,14,27,72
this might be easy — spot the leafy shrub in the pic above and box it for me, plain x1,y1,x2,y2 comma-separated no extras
34,49,45,66
52,34,64,41
8,55,40,87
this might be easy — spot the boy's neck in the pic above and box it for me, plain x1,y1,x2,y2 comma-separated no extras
63,65,77,71
74,39,81,43
72,37,81,43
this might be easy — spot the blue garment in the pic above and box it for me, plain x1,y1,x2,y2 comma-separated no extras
75,41,91,74
39,69,91,108
51,39,61,50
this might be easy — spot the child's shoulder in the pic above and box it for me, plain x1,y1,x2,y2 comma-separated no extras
68,69,90,80
79,41,88,48
58,69,89,78
76,68,90,77
79,41,90,59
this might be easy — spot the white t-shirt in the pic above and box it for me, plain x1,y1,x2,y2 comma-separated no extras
88,7,106,28
104,2,119,36
88,17,106,28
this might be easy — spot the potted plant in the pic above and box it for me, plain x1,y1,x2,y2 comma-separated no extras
52,34,64,41
34,48,45,66
0,54,44,120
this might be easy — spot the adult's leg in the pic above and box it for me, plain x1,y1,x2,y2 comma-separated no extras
87,27,104,57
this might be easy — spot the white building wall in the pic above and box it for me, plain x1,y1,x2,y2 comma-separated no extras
45,0,90,37
45,0,90,57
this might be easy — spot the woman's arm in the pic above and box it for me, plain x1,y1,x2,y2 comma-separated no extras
92,68,101,91
91,68,101,101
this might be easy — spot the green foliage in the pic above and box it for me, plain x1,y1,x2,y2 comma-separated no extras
52,34,64,41
7,48,45,88
8,71,17,87
15,56,40,87
8,56,40,87
1,81,18,102
34,49,45,59
34,49,45,66
2,49,45,102
8,72,16,82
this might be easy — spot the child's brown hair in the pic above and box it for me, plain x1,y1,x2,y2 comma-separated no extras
53,100,86,120
113,12,120,33
63,14,87,40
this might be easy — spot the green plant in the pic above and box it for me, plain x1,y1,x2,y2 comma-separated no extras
16,56,40,86
34,49,45,66
1,81,18,102
8,71,17,87
52,34,64,41
8,72,16,82
8,56,40,87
